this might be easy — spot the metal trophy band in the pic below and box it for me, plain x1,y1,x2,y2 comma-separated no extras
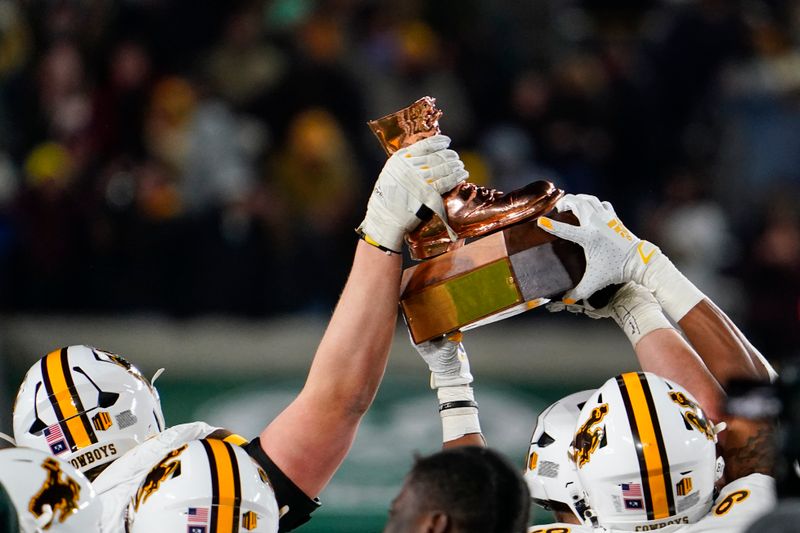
368,97,588,343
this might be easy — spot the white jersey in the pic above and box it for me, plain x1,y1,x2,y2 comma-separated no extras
681,473,775,532
93,421,219,533
529,474,775,533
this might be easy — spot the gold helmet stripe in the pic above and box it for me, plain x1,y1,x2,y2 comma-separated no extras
40,348,98,451
222,434,248,447
201,439,242,533
638,372,676,517
617,372,675,520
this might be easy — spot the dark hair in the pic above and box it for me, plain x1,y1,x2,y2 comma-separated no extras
406,446,530,533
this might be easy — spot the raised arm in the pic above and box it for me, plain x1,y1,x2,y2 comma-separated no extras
259,135,468,498
413,332,486,449
551,281,726,421
539,194,777,480
676,301,776,480
678,300,776,386
260,240,401,496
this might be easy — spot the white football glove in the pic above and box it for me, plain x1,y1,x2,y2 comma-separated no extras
414,331,473,389
414,331,481,442
538,194,704,321
357,134,468,252
536,194,646,302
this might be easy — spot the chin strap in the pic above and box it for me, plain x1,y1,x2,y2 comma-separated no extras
569,486,599,528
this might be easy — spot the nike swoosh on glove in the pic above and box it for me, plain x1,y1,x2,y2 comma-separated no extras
536,193,662,303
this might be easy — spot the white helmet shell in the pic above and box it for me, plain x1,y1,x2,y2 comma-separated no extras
13,346,165,479
572,372,719,531
525,390,595,523
127,438,280,533
0,447,102,532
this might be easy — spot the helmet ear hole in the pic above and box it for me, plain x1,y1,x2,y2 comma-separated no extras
536,432,556,448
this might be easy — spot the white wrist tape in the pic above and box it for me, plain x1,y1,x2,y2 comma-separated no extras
639,254,705,322
609,295,673,347
437,385,481,442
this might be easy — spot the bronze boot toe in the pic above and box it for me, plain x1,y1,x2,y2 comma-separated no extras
406,179,565,260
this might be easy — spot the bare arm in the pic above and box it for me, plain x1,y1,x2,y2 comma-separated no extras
537,194,777,482
631,297,775,480
259,240,401,497
578,282,726,421
678,300,776,384
634,328,726,422
677,299,776,480
443,433,486,449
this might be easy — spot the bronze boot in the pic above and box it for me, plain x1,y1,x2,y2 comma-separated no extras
406,179,565,260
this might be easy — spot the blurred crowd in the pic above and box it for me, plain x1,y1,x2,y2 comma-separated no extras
0,0,798,359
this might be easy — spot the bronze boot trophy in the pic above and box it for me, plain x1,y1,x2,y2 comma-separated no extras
368,97,587,343
368,97,563,260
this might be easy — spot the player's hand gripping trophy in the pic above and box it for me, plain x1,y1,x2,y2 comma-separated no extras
366,97,589,343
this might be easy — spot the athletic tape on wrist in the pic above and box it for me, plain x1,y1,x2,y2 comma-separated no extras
437,385,480,442
610,298,673,347
437,384,475,404
440,409,481,442
642,254,705,322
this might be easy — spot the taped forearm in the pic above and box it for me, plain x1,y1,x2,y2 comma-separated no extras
634,251,705,323
601,282,674,347
437,385,482,443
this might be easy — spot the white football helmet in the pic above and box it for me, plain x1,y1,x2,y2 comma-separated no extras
127,438,280,533
0,447,102,532
571,372,724,531
13,345,165,479
524,390,595,524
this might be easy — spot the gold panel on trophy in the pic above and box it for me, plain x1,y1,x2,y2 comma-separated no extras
400,214,583,343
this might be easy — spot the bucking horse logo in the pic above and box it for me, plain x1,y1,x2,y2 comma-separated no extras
28,458,81,529
669,391,716,440
572,404,609,468
132,444,187,511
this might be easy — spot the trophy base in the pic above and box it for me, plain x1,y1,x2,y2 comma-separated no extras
400,212,585,344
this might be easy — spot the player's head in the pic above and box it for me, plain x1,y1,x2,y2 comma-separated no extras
571,372,724,531
126,438,280,533
384,446,529,533
524,390,595,525
0,447,102,532
13,345,165,480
